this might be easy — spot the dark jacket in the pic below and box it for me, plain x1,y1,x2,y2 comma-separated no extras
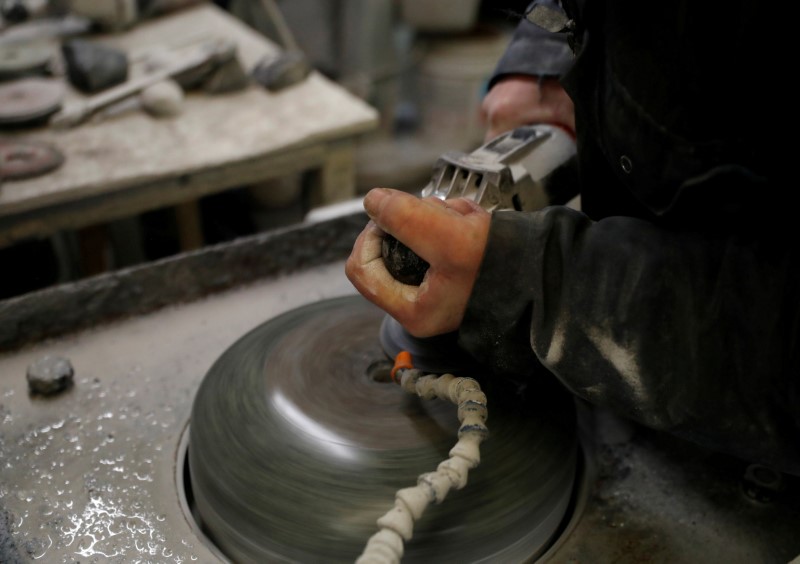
459,0,798,474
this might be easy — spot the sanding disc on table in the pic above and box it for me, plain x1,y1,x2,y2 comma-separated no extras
0,139,64,181
188,295,579,563
0,77,64,126
0,41,54,80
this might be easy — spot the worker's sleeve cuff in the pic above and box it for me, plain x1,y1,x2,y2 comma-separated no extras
487,18,574,91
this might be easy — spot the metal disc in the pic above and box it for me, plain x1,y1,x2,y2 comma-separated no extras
0,139,64,180
189,295,579,563
0,77,64,125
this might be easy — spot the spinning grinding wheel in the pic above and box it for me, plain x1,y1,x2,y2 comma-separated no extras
187,295,580,563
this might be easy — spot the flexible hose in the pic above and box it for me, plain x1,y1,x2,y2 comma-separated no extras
355,352,489,564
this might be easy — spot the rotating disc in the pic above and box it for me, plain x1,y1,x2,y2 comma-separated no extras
189,295,578,563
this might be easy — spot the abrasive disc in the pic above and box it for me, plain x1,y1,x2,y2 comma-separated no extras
0,41,54,80
0,139,64,180
0,77,64,126
189,295,579,563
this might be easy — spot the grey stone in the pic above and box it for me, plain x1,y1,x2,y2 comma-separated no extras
61,38,128,94
26,354,74,395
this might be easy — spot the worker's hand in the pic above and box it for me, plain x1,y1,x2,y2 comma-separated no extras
480,74,575,141
346,188,490,338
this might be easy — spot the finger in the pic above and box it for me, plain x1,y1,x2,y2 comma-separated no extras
357,220,385,263
421,196,448,209
363,189,483,265
441,197,484,215
420,196,485,218
345,221,420,308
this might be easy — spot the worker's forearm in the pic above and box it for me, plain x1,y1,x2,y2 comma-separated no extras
459,207,800,474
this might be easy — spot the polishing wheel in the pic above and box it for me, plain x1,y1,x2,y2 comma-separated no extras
188,295,580,563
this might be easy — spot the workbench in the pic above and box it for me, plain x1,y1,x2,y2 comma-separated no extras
0,2,378,253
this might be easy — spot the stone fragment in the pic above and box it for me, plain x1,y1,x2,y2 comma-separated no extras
251,50,310,92
26,355,74,396
61,38,128,94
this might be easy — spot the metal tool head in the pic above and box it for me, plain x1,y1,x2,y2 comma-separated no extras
420,124,576,212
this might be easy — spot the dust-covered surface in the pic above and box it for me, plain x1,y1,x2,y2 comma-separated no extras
0,212,368,352
544,409,800,563
0,261,357,563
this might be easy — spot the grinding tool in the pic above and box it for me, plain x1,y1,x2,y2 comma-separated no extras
0,77,64,126
378,124,577,370
0,138,64,181
187,295,579,563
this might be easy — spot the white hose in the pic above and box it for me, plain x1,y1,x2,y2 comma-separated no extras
355,365,489,564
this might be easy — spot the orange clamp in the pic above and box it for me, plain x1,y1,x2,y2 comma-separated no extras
390,351,413,384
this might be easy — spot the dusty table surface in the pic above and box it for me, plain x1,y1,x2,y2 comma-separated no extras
0,2,378,244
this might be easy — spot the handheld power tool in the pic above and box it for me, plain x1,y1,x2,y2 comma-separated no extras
379,124,578,373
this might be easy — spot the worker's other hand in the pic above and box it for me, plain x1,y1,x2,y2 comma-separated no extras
346,188,490,338
480,74,575,141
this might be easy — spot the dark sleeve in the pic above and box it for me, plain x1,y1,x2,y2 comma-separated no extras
488,17,574,90
458,207,800,474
